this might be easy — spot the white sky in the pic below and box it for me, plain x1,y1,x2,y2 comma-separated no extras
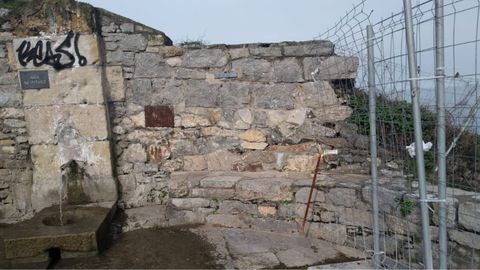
79,0,404,44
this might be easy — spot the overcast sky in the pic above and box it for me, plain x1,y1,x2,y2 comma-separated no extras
80,0,404,45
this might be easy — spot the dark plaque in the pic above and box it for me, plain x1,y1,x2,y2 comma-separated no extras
19,70,50,90
145,105,174,128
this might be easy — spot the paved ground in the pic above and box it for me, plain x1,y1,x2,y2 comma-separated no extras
192,225,368,269
3,225,368,269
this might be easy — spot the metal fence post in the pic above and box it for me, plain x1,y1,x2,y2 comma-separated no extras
435,0,448,268
403,0,434,268
367,24,381,269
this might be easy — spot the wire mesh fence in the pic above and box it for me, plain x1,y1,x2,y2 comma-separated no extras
315,0,480,268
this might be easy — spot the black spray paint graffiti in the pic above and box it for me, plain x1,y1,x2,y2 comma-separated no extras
16,31,87,70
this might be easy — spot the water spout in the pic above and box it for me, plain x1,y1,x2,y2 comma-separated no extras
59,172,64,226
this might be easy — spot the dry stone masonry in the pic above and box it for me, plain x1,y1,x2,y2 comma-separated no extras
0,0,478,268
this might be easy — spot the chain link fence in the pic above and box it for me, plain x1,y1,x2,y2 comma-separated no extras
315,0,480,268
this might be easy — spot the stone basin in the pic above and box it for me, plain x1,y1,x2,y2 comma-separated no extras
0,202,116,263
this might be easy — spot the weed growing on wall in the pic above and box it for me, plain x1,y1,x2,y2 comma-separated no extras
347,90,480,191
395,196,416,217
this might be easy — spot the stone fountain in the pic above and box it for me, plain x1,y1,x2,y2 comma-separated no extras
0,0,118,263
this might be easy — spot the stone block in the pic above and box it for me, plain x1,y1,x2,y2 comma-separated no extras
171,198,211,209
120,23,135,33
449,229,480,250
127,130,170,144
249,46,282,57
200,127,239,137
253,84,296,110
23,66,104,106
191,188,235,199
3,119,25,128
239,129,266,142
182,49,227,68
200,175,242,188
235,178,292,201
337,207,372,228
238,108,254,124
206,214,247,228
166,209,206,226
458,201,480,232
310,106,353,123
0,108,24,118
218,200,257,215
177,114,210,128
123,143,147,163
105,34,147,51
0,146,15,154
205,150,239,171
129,111,145,128
283,40,334,57
232,58,272,82
301,81,339,108
24,105,109,144
0,85,22,107
183,155,207,171
293,119,338,142
241,142,268,150
134,53,172,78
266,142,320,154
106,51,134,66
276,247,323,268
184,80,220,108
105,66,125,102
218,82,251,108
174,68,206,80
166,57,182,67
0,73,17,85
159,46,185,57
295,188,325,203
285,155,319,172
305,56,359,81
308,223,347,245
326,188,357,207
258,205,277,217
229,48,249,59
273,58,304,83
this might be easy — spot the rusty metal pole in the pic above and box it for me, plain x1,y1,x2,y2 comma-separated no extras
300,154,323,234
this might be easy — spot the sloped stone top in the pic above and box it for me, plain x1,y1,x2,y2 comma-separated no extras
2,0,171,44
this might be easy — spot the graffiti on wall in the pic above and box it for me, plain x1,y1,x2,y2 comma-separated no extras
16,31,87,70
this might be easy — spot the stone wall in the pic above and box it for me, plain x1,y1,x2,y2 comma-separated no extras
133,170,477,269
0,0,367,221
0,31,32,221
102,26,362,208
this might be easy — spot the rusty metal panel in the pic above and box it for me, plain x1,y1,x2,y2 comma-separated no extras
145,106,174,128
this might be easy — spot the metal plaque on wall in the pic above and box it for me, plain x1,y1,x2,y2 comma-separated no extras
19,70,50,90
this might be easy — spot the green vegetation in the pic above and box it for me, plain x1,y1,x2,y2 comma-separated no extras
395,196,416,217
280,198,292,206
0,0,27,11
152,224,162,231
347,90,480,191
410,233,422,245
